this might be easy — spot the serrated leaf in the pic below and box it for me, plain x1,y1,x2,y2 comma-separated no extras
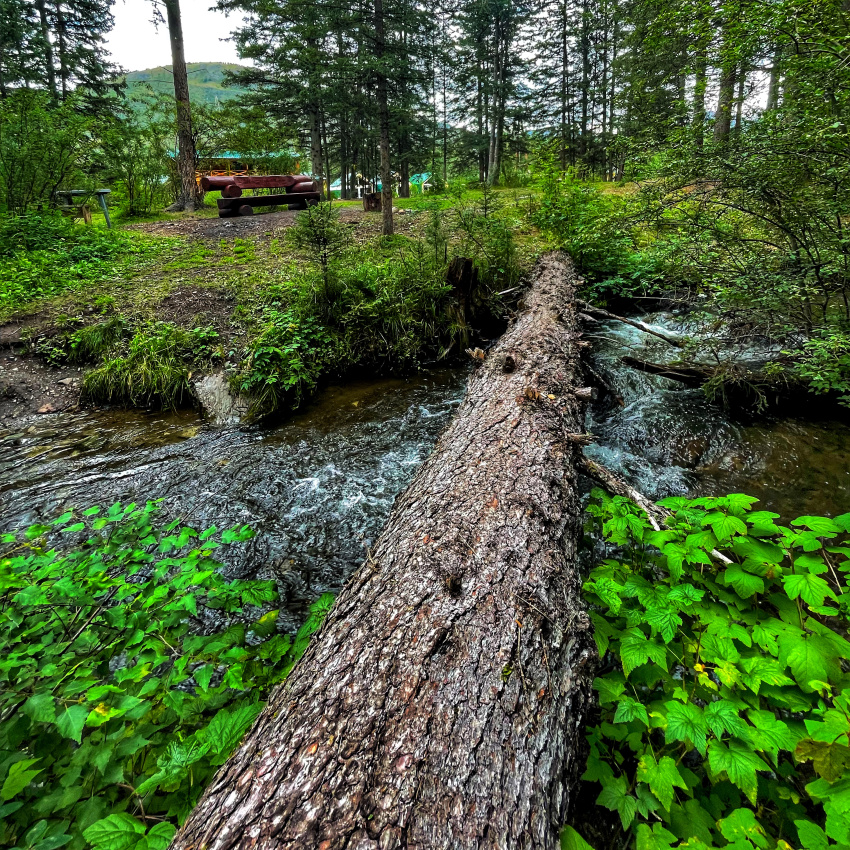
705,700,748,739
792,516,841,534
55,704,89,744
795,819,829,850
22,692,56,723
707,739,767,804
783,572,835,607
620,628,668,677
665,702,708,755
778,632,837,691
596,775,638,829
201,702,263,757
635,822,677,850
83,813,145,850
637,753,687,810
722,564,764,598
718,808,770,849
614,696,649,727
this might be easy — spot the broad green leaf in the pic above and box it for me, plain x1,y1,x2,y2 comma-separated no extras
635,822,677,850
705,700,748,739
596,775,638,829
619,628,668,677
718,808,770,849
778,632,837,691
707,739,767,804
83,813,146,850
144,823,176,850
792,516,841,535
665,701,708,755
636,753,687,810
1,759,42,801
614,696,649,727
795,819,829,850
783,572,835,607
560,826,595,850
201,702,263,757
55,704,91,744
22,692,56,723
721,564,764,598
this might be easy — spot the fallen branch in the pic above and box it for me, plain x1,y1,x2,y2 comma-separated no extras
579,456,733,564
577,300,685,348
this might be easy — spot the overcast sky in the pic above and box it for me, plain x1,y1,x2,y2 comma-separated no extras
105,0,246,71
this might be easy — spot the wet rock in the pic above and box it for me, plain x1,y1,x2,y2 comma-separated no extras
37,403,56,414
192,372,250,425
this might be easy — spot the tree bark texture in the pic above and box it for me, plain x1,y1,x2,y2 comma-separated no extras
163,0,200,212
374,0,393,236
171,252,597,850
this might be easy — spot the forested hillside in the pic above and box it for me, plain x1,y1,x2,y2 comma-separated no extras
123,63,249,105
0,0,849,848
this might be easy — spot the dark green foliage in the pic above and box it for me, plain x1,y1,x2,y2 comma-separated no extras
288,203,352,303
0,501,333,850
575,490,850,849
236,308,339,412
82,323,220,409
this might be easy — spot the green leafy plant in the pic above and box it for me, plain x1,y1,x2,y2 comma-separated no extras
0,501,333,850
235,308,339,413
574,490,850,849
288,202,351,304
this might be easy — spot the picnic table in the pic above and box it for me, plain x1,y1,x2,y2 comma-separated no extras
55,189,112,228
199,174,321,217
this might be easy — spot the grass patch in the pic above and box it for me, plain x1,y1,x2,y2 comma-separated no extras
82,322,220,408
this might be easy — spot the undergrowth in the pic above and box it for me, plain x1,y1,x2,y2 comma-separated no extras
82,323,220,409
571,490,850,850
0,215,166,319
0,501,333,850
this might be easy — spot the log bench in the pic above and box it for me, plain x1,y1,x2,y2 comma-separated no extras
216,192,321,217
201,174,321,217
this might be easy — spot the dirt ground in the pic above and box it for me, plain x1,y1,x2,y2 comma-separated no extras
0,348,84,422
124,206,420,240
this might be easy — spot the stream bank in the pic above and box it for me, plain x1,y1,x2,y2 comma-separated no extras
2,308,850,628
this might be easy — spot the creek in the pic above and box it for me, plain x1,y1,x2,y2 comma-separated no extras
2,313,849,627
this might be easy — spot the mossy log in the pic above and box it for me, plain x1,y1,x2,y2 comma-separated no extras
171,252,597,850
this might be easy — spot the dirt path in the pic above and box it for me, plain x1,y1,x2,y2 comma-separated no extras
125,207,385,240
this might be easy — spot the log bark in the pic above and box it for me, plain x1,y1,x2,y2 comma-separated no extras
171,252,597,850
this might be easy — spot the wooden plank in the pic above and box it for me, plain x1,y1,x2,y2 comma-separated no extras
200,175,236,191
231,175,311,190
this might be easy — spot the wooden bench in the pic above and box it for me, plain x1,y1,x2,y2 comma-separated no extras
201,175,321,217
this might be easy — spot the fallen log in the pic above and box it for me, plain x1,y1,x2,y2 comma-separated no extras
172,252,597,850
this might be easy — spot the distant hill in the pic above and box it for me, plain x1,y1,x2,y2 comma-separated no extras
123,62,250,105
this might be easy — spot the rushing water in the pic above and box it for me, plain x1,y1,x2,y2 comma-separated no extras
586,314,850,519
2,316,850,624
0,371,466,630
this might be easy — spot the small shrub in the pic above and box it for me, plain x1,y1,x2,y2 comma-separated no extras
83,323,219,409
236,308,339,413
288,203,351,304
0,501,333,850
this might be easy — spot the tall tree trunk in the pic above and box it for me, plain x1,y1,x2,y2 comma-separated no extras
374,0,393,235
580,0,590,160
34,0,57,101
163,0,200,212
171,251,597,850
733,65,746,135
766,45,781,110
477,74,485,183
693,51,707,148
53,0,67,99
560,0,569,172
308,107,324,200
713,17,736,143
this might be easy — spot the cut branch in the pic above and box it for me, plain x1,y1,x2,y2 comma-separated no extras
172,252,597,850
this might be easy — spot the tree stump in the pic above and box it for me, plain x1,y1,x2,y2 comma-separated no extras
172,251,597,850
363,191,382,212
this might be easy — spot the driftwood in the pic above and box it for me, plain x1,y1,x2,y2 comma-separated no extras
172,252,597,850
620,355,708,387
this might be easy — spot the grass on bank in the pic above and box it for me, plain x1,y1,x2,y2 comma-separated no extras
4,187,539,415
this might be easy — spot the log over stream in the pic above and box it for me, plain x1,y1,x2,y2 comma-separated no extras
171,252,598,849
